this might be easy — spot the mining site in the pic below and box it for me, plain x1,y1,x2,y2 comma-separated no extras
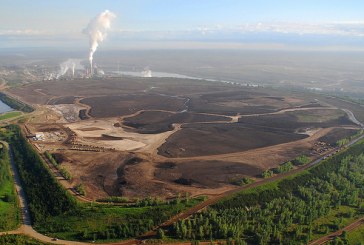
7,75,362,200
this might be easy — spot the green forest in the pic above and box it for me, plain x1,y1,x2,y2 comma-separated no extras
0,125,203,242
169,139,364,244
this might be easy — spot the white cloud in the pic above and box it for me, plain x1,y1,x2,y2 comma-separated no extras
109,22,364,42
228,22,364,37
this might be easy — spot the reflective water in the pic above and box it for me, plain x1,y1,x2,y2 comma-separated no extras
0,100,14,114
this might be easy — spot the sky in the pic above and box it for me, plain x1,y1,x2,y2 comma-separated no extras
2,0,364,50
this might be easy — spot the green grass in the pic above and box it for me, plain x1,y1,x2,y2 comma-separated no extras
225,167,310,201
347,223,364,244
310,204,364,240
291,109,344,123
0,234,50,245
0,144,20,231
0,111,22,121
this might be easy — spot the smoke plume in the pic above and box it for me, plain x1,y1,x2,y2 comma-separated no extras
57,59,83,78
83,10,116,70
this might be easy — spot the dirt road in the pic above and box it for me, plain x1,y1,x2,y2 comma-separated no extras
1,100,363,244
137,133,364,241
342,108,364,127
4,133,359,245
2,142,89,245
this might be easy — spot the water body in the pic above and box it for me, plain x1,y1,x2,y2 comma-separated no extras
114,70,199,80
0,100,14,114
113,70,260,87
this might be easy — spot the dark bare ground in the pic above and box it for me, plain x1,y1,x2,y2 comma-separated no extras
189,95,277,116
318,128,360,146
187,90,313,116
158,123,307,158
238,110,354,132
78,109,89,120
297,102,324,108
81,94,186,118
155,160,262,188
10,78,363,198
35,124,62,132
8,77,235,105
84,134,125,140
47,96,77,105
123,111,230,134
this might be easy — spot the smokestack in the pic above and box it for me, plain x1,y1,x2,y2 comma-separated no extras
57,59,82,78
83,10,116,74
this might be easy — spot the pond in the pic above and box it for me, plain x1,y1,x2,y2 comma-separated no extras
0,100,13,114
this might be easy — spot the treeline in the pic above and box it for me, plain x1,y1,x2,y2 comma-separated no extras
169,140,364,244
0,145,12,193
44,151,71,180
96,194,198,206
337,129,364,147
0,125,205,242
1,125,77,226
261,155,310,179
0,93,34,113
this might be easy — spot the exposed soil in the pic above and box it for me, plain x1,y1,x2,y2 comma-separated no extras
123,111,230,134
318,128,360,146
155,160,262,188
81,94,187,118
188,90,311,116
238,109,354,132
47,96,77,105
158,123,307,158
60,150,130,198
9,78,364,199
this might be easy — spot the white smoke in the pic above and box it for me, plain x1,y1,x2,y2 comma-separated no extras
57,59,83,79
142,67,152,78
83,10,116,70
